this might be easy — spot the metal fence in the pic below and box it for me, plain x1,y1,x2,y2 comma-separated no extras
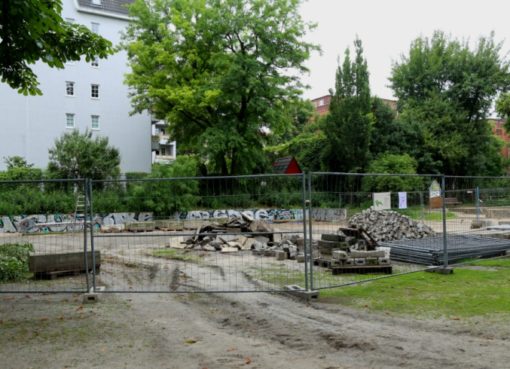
1,173,510,294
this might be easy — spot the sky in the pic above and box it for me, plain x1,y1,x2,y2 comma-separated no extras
298,0,510,100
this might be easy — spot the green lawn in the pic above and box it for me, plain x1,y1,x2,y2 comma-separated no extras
319,258,510,318
148,248,203,263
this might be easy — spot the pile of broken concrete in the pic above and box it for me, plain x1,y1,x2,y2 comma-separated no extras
181,212,304,259
348,209,435,242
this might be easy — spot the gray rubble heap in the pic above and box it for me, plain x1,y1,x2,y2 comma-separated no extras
182,212,305,258
348,209,435,242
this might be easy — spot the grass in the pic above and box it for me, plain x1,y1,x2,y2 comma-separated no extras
318,258,510,318
148,248,202,263
345,206,456,221
396,207,456,221
249,263,422,289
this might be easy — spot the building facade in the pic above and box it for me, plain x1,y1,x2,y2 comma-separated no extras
490,118,510,160
151,120,177,164
0,0,152,173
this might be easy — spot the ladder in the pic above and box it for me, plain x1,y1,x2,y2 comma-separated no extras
72,194,87,231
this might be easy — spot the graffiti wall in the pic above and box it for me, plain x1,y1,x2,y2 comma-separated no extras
0,207,346,233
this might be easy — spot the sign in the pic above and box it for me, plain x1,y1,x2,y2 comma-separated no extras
429,179,441,198
373,192,391,210
398,192,407,209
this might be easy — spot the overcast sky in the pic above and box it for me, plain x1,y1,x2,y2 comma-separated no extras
299,0,510,100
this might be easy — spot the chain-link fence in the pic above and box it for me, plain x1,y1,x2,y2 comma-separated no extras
2,173,510,294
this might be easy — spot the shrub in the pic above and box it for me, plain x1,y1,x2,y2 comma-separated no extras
0,243,33,282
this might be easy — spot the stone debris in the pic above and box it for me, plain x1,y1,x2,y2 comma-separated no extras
348,209,435,242
316,228,392,271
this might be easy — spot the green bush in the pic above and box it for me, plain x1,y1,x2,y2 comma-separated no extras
0,243,33,282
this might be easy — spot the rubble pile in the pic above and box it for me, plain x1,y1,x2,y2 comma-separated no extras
181,212,305,258
316,228,391,271
348,209,435,242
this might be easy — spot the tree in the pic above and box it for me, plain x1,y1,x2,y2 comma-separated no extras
3,156,33,170
362,153,424,192
0,0,113,95
390,31,510,175
123,0,317,175
47,130,120,180
496,93,510,130
321,38,373,172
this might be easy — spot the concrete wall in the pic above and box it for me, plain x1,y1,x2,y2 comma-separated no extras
0,0,151,173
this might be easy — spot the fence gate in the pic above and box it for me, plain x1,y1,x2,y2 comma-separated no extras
88,174,310,293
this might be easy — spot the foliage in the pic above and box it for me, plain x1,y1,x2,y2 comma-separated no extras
0,243,33,282
3,156,33,170
390,31,510,175
496,92,510,131
321,38,373,172
47,130,121,180
0,0,113,95
362,153,424,192
123,0,318,175
265,117,326,171
124,156,200,215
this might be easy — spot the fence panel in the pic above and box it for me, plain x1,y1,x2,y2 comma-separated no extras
444,176,510,264
0,179,89,293
308,172,445,290
89,174,309,293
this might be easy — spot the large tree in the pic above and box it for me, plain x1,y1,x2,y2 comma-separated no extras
0,0,113,95
390,31,510,175
123,0,317,175
321,38,373,172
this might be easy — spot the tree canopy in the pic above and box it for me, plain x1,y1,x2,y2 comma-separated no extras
390,31,510,175
48,130,120,180
0,0,113,95
321,38,373,172
123,0,317,175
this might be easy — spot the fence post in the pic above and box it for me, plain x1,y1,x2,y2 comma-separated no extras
87,178,97,292
301,173,309,291
441,175,448,268
307,172,314,290
475,186,480,221
83,179,90,292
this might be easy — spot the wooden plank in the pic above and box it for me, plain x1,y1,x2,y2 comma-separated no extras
331,265,393,275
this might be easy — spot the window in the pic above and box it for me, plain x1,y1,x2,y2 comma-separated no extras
66,81,75,96
91,115,100,130
91,0,102,5
91,84,99,99
91,22,100,34
91,56,99,67
318,98,324,107
65,18,75,24
66,113,75,129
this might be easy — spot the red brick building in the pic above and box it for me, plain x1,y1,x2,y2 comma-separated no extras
311,95,332,116
311,95,398,115
489,118,510,160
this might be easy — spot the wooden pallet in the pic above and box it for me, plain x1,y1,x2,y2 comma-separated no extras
331,265,392,275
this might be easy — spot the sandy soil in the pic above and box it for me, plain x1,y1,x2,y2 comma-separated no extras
1,258,509,369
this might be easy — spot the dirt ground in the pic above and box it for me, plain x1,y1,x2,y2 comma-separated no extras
1,214,510,369
1,270,509,369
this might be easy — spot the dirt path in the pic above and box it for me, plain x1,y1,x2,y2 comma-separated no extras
1,265,509,369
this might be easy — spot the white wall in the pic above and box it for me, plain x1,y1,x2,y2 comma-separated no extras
0,0,151,173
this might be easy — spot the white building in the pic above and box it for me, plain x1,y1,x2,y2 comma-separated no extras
0,0,152,173
151,120,177,164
